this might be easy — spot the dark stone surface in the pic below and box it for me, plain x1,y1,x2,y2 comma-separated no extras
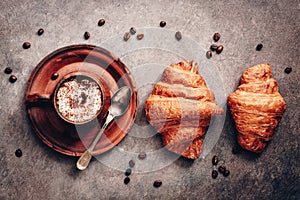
0,0,299,199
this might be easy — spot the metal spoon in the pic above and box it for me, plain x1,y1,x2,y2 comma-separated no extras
76,86,132,170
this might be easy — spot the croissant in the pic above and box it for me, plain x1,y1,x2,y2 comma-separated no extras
145,60,223,159
228,64,286,153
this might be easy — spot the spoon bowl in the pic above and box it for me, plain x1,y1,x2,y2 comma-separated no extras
109,87,132,116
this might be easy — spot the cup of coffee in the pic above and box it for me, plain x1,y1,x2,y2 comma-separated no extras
26,71,111,125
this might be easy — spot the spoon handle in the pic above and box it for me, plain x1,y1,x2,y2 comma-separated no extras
89,113,114,152
76,113,114,170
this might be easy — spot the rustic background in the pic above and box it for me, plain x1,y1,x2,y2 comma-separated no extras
0,0,299,199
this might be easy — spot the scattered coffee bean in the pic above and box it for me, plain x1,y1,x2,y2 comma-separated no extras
212,170,218,179
98,18,105,26
206,51,212,59
175,31,182,41
37,28,44,36
123,32,130,41
213,33,221,42
124,177,130,184
160,21,166,27
153,180,162,188
210,44,218,51
130,27,136,35
216,45,224,54
218,166,226,174
4,67,12,74
223,170,230,177
138,151,146,159
23,42,31,49
256,43,263,51
9,75,17,83
125,168,132,176
129,160,135,167
137,33,144,40
15,149,22,157
51,73,59,80
212,155,219,165
284,67,292,74
84,32,90,40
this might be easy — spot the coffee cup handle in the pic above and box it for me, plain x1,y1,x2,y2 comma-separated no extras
25,93,51,106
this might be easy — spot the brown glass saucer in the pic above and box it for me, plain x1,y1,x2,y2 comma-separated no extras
24,44,137,156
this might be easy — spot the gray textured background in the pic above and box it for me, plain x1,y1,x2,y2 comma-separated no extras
0,0,299,199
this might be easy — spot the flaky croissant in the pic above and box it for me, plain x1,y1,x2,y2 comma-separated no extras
145,60,223,159
228,64,286,153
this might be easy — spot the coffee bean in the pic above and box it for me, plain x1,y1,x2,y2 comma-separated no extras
137,33,144,40
4,67,12,74
160,21,166,27
51,73,59,80
206,51,212,59
175,31,182,41
284,67,292,74
138,151,146,159
216,45,224,54
130,27,136,35
15,149,22,157
218,166,226,174
256,43,263,51
212,170,218,179
210,44,218,51
37,28,44,36
98,18,105,26
213,33,221,42
125,168,132,176
124,177,130,184
212,155,218,165
84,32,90,40
23,42,31,49
9,75,17,83
129,160,135,167
123,32,130,41
223,170,230,177
153,180,162,188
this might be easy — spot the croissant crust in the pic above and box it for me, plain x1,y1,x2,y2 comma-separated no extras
228,64,286,153
145,60,223,159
